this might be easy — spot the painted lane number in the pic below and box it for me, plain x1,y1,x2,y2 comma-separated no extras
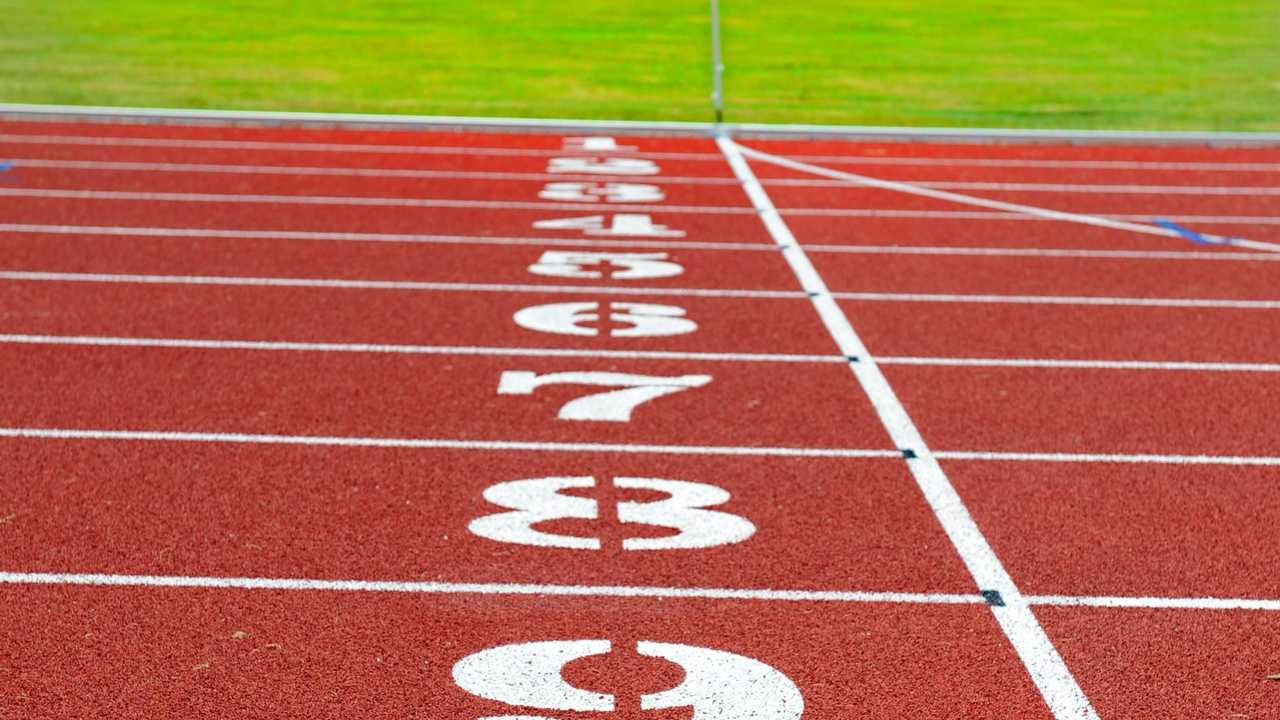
469,476,755,550
513,301,696,338
497,371,710,422
528,250,683,280
454,639,804,719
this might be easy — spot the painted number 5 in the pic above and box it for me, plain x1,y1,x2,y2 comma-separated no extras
497,370,711,422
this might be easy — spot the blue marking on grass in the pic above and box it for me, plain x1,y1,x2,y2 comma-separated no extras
1154,218,1232,246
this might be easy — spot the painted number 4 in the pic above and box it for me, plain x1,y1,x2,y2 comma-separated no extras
497,371,710,422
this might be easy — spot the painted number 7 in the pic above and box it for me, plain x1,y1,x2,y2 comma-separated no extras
497,371,712,422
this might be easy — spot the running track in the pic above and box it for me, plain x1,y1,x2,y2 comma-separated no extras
1,113,1278,719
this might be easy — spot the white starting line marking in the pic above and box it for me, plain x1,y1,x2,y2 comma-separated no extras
0,571,1275,612
5,270,1280,309
5,334,1280,374
4,426,1280,466
720,136,1100,720
736,143,1280,254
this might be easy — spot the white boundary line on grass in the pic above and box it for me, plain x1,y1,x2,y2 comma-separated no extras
718,136,1100,719
6,333,1280,374
1,571,1277,611
4,426,1280,466
735,143,1280,253
6,223,1280,262
6,270,1280,309
4,102,1280,145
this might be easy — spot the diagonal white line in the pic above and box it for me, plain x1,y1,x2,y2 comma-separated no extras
738,143,1280,254
719,135,1100,719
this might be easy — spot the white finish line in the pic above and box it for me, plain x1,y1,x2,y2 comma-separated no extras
719,135,1100,719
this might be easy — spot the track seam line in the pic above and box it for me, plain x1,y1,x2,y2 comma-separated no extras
735,143,1280,254
6,270,1280,308
719,135,1100,719
7,223,1280,261
6,334,1280,373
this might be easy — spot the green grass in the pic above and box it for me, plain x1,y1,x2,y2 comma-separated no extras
1,0,1277,130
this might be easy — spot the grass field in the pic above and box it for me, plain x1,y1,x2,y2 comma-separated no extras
2,0,1278,130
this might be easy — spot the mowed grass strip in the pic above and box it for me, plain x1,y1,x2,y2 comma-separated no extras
1,0,1277,130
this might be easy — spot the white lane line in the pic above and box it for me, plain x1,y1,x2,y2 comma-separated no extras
775,208,1280,226
1027,595,1280,611
0,571,1276,611
7,223,1280,262
0,187,754,216
934,451,1280,466
0,133,727,162
720,135,1100,720
0,427,902,459
0,334,837,364
5,334,1280,374
0,157,744,186
0,270,804,299
5,270,1279,309
6,132,1279,171
5,426,1280,466
0,223,772,252
834,291,1280,309
839,180,1280,195
737,143,1280,254
12,157,1280,194
786,153,1280,173
878,356,1280,373
807,244,1280,262
0,571,979,605
6,187,1280,228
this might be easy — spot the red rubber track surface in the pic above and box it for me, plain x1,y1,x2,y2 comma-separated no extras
2,117,1278,719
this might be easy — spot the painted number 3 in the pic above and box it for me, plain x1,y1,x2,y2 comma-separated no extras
454,639,804,719
468,476,756,550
